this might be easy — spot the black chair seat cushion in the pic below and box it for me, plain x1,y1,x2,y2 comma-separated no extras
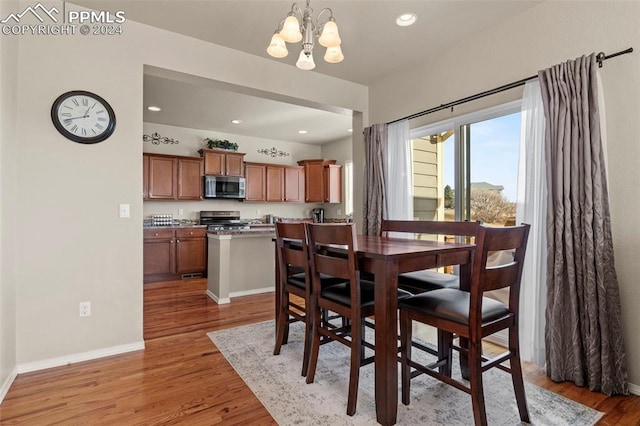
321,280,412,308
399,288,509,325
287,272,346,289
398,270,459,293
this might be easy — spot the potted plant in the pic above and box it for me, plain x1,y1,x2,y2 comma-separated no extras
205,138,238,152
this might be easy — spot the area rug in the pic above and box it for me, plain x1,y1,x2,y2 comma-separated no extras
208,321,603,425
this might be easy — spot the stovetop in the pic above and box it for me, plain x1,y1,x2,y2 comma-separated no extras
200,210,250,231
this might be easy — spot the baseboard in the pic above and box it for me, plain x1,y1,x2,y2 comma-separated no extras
206,289,230,305
229,287,274,298
629,381,640,396
0,367,18,403
484,331,508,348
16,341,145,374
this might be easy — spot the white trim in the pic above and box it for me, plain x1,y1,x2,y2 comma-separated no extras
229,287,275,298
16,341,145,374
206,289,230,305
629,382,640,396
0,367,18,403
411,99,522,139
484,332,508,348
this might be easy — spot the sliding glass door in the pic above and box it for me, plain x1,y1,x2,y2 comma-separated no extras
411,101,521,226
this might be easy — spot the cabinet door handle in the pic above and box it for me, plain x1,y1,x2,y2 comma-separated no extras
176,239,180,243
154,232,159,236
189,232,194,235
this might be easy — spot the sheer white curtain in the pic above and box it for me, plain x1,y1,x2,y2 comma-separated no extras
386,120,413,220
516,80,547,366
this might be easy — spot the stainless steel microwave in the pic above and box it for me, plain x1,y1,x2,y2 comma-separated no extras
203,175,246,199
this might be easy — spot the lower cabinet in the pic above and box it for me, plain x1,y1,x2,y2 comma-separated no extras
143,227,207,283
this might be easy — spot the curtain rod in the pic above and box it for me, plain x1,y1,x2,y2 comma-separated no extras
387,47,634,125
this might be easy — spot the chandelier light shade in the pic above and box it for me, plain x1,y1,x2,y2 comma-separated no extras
266,0,343,70
267,32,288,58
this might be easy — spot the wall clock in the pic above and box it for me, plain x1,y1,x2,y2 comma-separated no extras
51,90,116,144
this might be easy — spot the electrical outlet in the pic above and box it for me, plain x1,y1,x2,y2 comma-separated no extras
79,301,91,317
256,208,261,216
337,209,342,216
178,208,184,217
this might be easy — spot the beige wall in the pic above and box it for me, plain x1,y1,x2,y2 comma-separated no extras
321,136,353,220
0,0,19,398
368,1,640,389
143,122,322,221
9,0,367,371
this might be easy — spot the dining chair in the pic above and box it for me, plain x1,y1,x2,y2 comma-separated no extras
273,222,346,376
380,220,480,294
399,224,531,426
305,223,411,416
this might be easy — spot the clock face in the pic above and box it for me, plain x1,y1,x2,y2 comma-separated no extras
51,91,116,144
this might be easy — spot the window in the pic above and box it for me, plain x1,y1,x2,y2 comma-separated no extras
344,161,353,216
411,101,521,226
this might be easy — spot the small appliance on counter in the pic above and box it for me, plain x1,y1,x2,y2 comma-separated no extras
199,210,251,231
151,214,174,226
311,208,325,223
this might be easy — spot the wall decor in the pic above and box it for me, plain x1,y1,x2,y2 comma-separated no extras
143,132,180,145
205,138,238,151
258,147,291,157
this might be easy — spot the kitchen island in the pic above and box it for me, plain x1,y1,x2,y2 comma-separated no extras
206,226,276,304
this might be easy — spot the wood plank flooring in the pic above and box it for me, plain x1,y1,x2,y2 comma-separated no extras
0,278,638,425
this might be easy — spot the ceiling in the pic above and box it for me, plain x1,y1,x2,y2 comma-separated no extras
71,1,541,145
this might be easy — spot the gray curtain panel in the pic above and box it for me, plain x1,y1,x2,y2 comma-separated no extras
363,124,387,236
538,53,628,395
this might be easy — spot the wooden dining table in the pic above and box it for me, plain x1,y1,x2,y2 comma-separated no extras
273,233,476,425
355,235,475,425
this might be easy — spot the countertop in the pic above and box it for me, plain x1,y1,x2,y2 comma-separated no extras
143,224,207,230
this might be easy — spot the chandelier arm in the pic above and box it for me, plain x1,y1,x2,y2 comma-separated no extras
315,7,334,25
290,3,304,20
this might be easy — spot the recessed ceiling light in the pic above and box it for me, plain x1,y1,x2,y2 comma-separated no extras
231,119,243,124
347,128,353,133
298,130,308,134
396,13,417,27
147,106,162,112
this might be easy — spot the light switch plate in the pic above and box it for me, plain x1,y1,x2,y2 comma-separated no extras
119,204,130,218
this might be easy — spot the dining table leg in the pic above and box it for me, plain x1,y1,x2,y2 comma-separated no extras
373,258,399,426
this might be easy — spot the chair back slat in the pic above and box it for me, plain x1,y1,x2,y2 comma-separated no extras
481,262,520,292
314,254,351,280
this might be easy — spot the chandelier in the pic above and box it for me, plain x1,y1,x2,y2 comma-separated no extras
266,0,343,70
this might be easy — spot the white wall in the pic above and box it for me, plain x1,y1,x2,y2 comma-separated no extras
0,0,19,399
12,0,367,368
143,122,323,220
368,1,640,389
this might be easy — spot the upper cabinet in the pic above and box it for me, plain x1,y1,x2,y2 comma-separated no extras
198,149,246,177
143,153,203,200
298,159,342,203
244,163,305,203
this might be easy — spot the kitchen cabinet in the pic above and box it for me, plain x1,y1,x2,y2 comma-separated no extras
198,148,246,176
266,166,284,202
245,163,266,201
143,153,203,201
284,166,305,202
297,159,342,203
177,157,204,200
144,227,207,283
245,163,302,203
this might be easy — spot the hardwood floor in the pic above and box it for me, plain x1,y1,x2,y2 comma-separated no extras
1,278,638,425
